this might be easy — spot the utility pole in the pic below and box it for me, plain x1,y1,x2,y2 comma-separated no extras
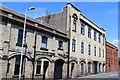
32,30,37,80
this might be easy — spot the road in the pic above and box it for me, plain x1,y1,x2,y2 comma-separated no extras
76,71,118,80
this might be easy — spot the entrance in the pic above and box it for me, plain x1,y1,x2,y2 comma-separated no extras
54,59,64,79
93,61,98,74
80,63,84,74
43,61,49,80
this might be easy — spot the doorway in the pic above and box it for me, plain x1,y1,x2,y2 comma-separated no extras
54,59,64,79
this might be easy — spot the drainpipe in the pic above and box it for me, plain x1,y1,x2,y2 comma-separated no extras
32,30,37,80
67,39,70,79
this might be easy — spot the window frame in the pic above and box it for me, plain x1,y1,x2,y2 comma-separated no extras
36,61,41,74
88,28,91,38
16,29,27,46
81,24,85,35
81,42,84,54
41,36,48,50
72,19,77,32
72,39,76,52
94,31,97,41
98,34,101,43
58,40,63,50
88,44,91,55
94,46,96,56
99,48,101,57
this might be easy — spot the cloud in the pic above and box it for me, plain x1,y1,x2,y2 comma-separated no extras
111,39,120,47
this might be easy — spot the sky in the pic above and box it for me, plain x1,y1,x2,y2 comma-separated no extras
1,2,119,57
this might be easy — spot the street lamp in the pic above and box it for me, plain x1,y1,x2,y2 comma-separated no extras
19,7,35,80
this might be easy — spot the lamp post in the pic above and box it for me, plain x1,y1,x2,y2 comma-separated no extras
19,7,35,80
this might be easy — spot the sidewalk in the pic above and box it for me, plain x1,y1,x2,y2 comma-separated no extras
78,71,118,78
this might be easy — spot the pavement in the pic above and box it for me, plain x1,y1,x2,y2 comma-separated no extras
77,71,119,80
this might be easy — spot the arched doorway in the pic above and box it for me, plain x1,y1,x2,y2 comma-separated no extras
87,62,91,74
80,63,84,74
54,59,65,79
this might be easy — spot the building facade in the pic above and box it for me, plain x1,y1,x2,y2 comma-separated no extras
38,3,106,78
0,6,69,79
106,41,118,72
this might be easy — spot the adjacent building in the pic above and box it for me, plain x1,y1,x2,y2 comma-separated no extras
38,3,106,78
0,6,69,79
106,41,118,72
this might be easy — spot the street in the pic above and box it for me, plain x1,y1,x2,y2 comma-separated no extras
76,71,118,80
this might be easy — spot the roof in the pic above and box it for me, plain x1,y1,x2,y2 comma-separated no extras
106,41,118,49
67,3,81,12
0,5,68,39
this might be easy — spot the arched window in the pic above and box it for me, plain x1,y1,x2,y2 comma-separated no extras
72,13,78,32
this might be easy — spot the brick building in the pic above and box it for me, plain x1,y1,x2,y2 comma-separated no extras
106,41,118,72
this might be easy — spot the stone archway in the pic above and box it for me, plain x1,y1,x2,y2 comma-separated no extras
54,59,65,79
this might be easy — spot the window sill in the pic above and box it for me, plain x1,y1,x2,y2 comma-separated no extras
72,50,75,52
72,30,76,32
40,47,48,51
16,43,27,47
35,74,42,76
16,43,22,46
13,75,24,78
58,48,63,51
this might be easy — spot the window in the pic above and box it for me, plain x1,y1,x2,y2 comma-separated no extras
98,34,101,43
71,63,75,74
17,29,27,46
81,24,85,35
43,61,49,74
94,31,97,41
88,44,91,55
14,56,24,75
94,46,96,56
72,39,76,52
81,42,84,54
88,28,91,38
58,41,63,50
88,62,91,73
73,19,76,31
99,48,101,57
41,36,48,49
103,50,104,58
36,61,41,74
103,36,104,45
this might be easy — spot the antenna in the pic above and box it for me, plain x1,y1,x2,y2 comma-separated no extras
45,8,51,23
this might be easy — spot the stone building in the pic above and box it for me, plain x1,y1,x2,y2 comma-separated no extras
0,6,69,79
106,41,118,72
37,3,106,77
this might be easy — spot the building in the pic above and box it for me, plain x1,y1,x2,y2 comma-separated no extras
37,3,106,77
0,6,69,79
106,41,118,72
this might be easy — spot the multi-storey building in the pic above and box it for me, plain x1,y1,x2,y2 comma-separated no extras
0,6,69,79
38,3,106,78
106,41,118,72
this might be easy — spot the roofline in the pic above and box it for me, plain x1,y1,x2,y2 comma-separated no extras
106,41,118,49
0,5,68,39
80,14,106,32
67,3,81,12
